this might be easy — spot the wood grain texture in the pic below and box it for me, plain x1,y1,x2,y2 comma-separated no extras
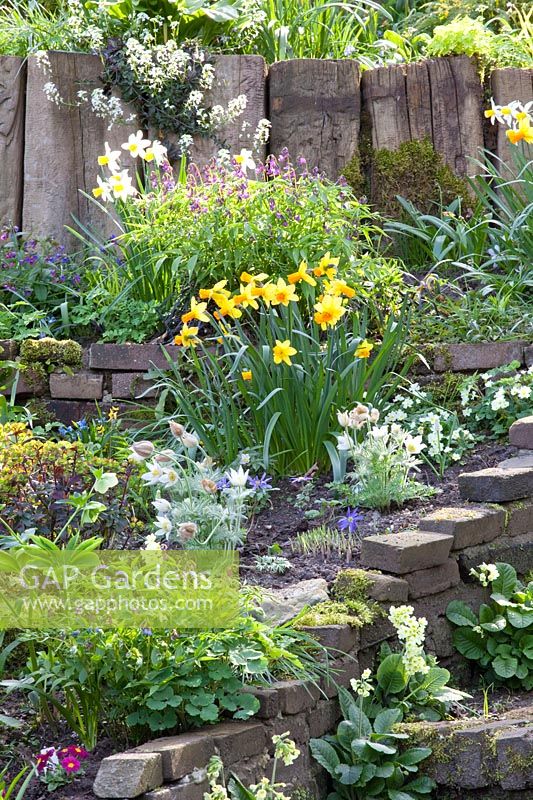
362,56,483,176
0,57,26,229
23,51,138,245
189,54,267,167
491,68,533,168
268,59,360,177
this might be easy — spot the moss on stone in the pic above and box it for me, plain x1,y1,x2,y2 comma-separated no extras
331,568,373,603
19,337,82,368
296,598,378,629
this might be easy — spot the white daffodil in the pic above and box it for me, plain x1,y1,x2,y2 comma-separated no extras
226,466,249,488
234,148,255,173
98,142,121,172
92,175,113,203
109,170,136,201
122,130,151,159
143,139,167,165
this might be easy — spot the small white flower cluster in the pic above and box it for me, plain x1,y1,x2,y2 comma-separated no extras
337,405,426,460
124,36,197,93
88,89,125,128
388,605,430,677
460,365,533,424
350,667,373,698
66,0,105,50
470,562,500,587
272,732,300,766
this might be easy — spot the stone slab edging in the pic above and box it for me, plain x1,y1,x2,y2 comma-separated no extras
0,338,531,425
93,418,533,799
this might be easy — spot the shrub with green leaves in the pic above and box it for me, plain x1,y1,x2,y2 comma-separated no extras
446,562,533,690
310,686,435,800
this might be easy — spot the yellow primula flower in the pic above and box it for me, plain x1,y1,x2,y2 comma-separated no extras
174,323,200,347
313,294,346,329
287,260,317,287
213,295,242,319
241,370,252,381
323,278,356,299
313,252,340,278
181,297,210,324
268,278,299,306
355,339,374,359
272,339,297,366
199,280,230,301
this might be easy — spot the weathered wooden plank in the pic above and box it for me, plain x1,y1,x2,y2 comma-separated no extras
0,56,26,229
23,51,138,245
362,56,483,177
188,54,267,168
491,67,533,169
361,63,410,152
269,59,360,178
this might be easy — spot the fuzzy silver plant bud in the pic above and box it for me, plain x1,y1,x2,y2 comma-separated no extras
154,449,176,464
169,421,185,439
131,440,155,459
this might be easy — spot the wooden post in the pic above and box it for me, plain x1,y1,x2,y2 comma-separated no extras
187,55,267,167
268,59,360,178
0,56,26,230
491,68,533,169
362,56,484,176
23,51,138,246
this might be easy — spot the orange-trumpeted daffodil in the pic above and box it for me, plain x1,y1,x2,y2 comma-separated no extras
288,260,317,287
355,339,374,359
506,119,533,145
323,278,356,299
233,282,260,310
213,295,242,319
240,270,269,284
174,323,200,347
181,297,210,324
241,370,252,381
314,294,346,329
199,280,230,301
272,339,297,366
313,252,340,278
267,278,299,306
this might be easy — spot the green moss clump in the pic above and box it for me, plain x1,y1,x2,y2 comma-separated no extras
297,599,378,628
344,138,472,220
331,568,372,603
19,338,82,368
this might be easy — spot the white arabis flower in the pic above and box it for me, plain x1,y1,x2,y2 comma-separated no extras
122,130,151,159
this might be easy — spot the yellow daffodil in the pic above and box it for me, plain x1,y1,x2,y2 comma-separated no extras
287,260,317,287
273,339,297,366
213,296,242,319
241,370,252,381
355,339,374,359
199,280,230,301
314,294,346,329
323,278,356,299
313,252,340,278
267,278,299,306
174,323,200,347
181,297,210,324
484,108,497,120
240,271,269,284
233,282,260,310
506,119,533,145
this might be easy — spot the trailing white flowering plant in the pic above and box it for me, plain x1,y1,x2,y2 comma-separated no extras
335,404,435,510
447,562,533,690
384,382,476,477
459,362,533,438
204,732,300,800
131,421,273,549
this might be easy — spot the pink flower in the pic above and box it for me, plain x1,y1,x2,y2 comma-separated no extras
60,756,81,774
36,748,56,774
57,744,90,760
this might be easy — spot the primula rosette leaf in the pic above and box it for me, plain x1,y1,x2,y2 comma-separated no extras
377,654,409,694
445,600,477,627
492,562,518,598
309,739,341,775
453,628,486,660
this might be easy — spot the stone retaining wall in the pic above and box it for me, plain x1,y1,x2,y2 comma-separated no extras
92,418,533,800
2,338,531,424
